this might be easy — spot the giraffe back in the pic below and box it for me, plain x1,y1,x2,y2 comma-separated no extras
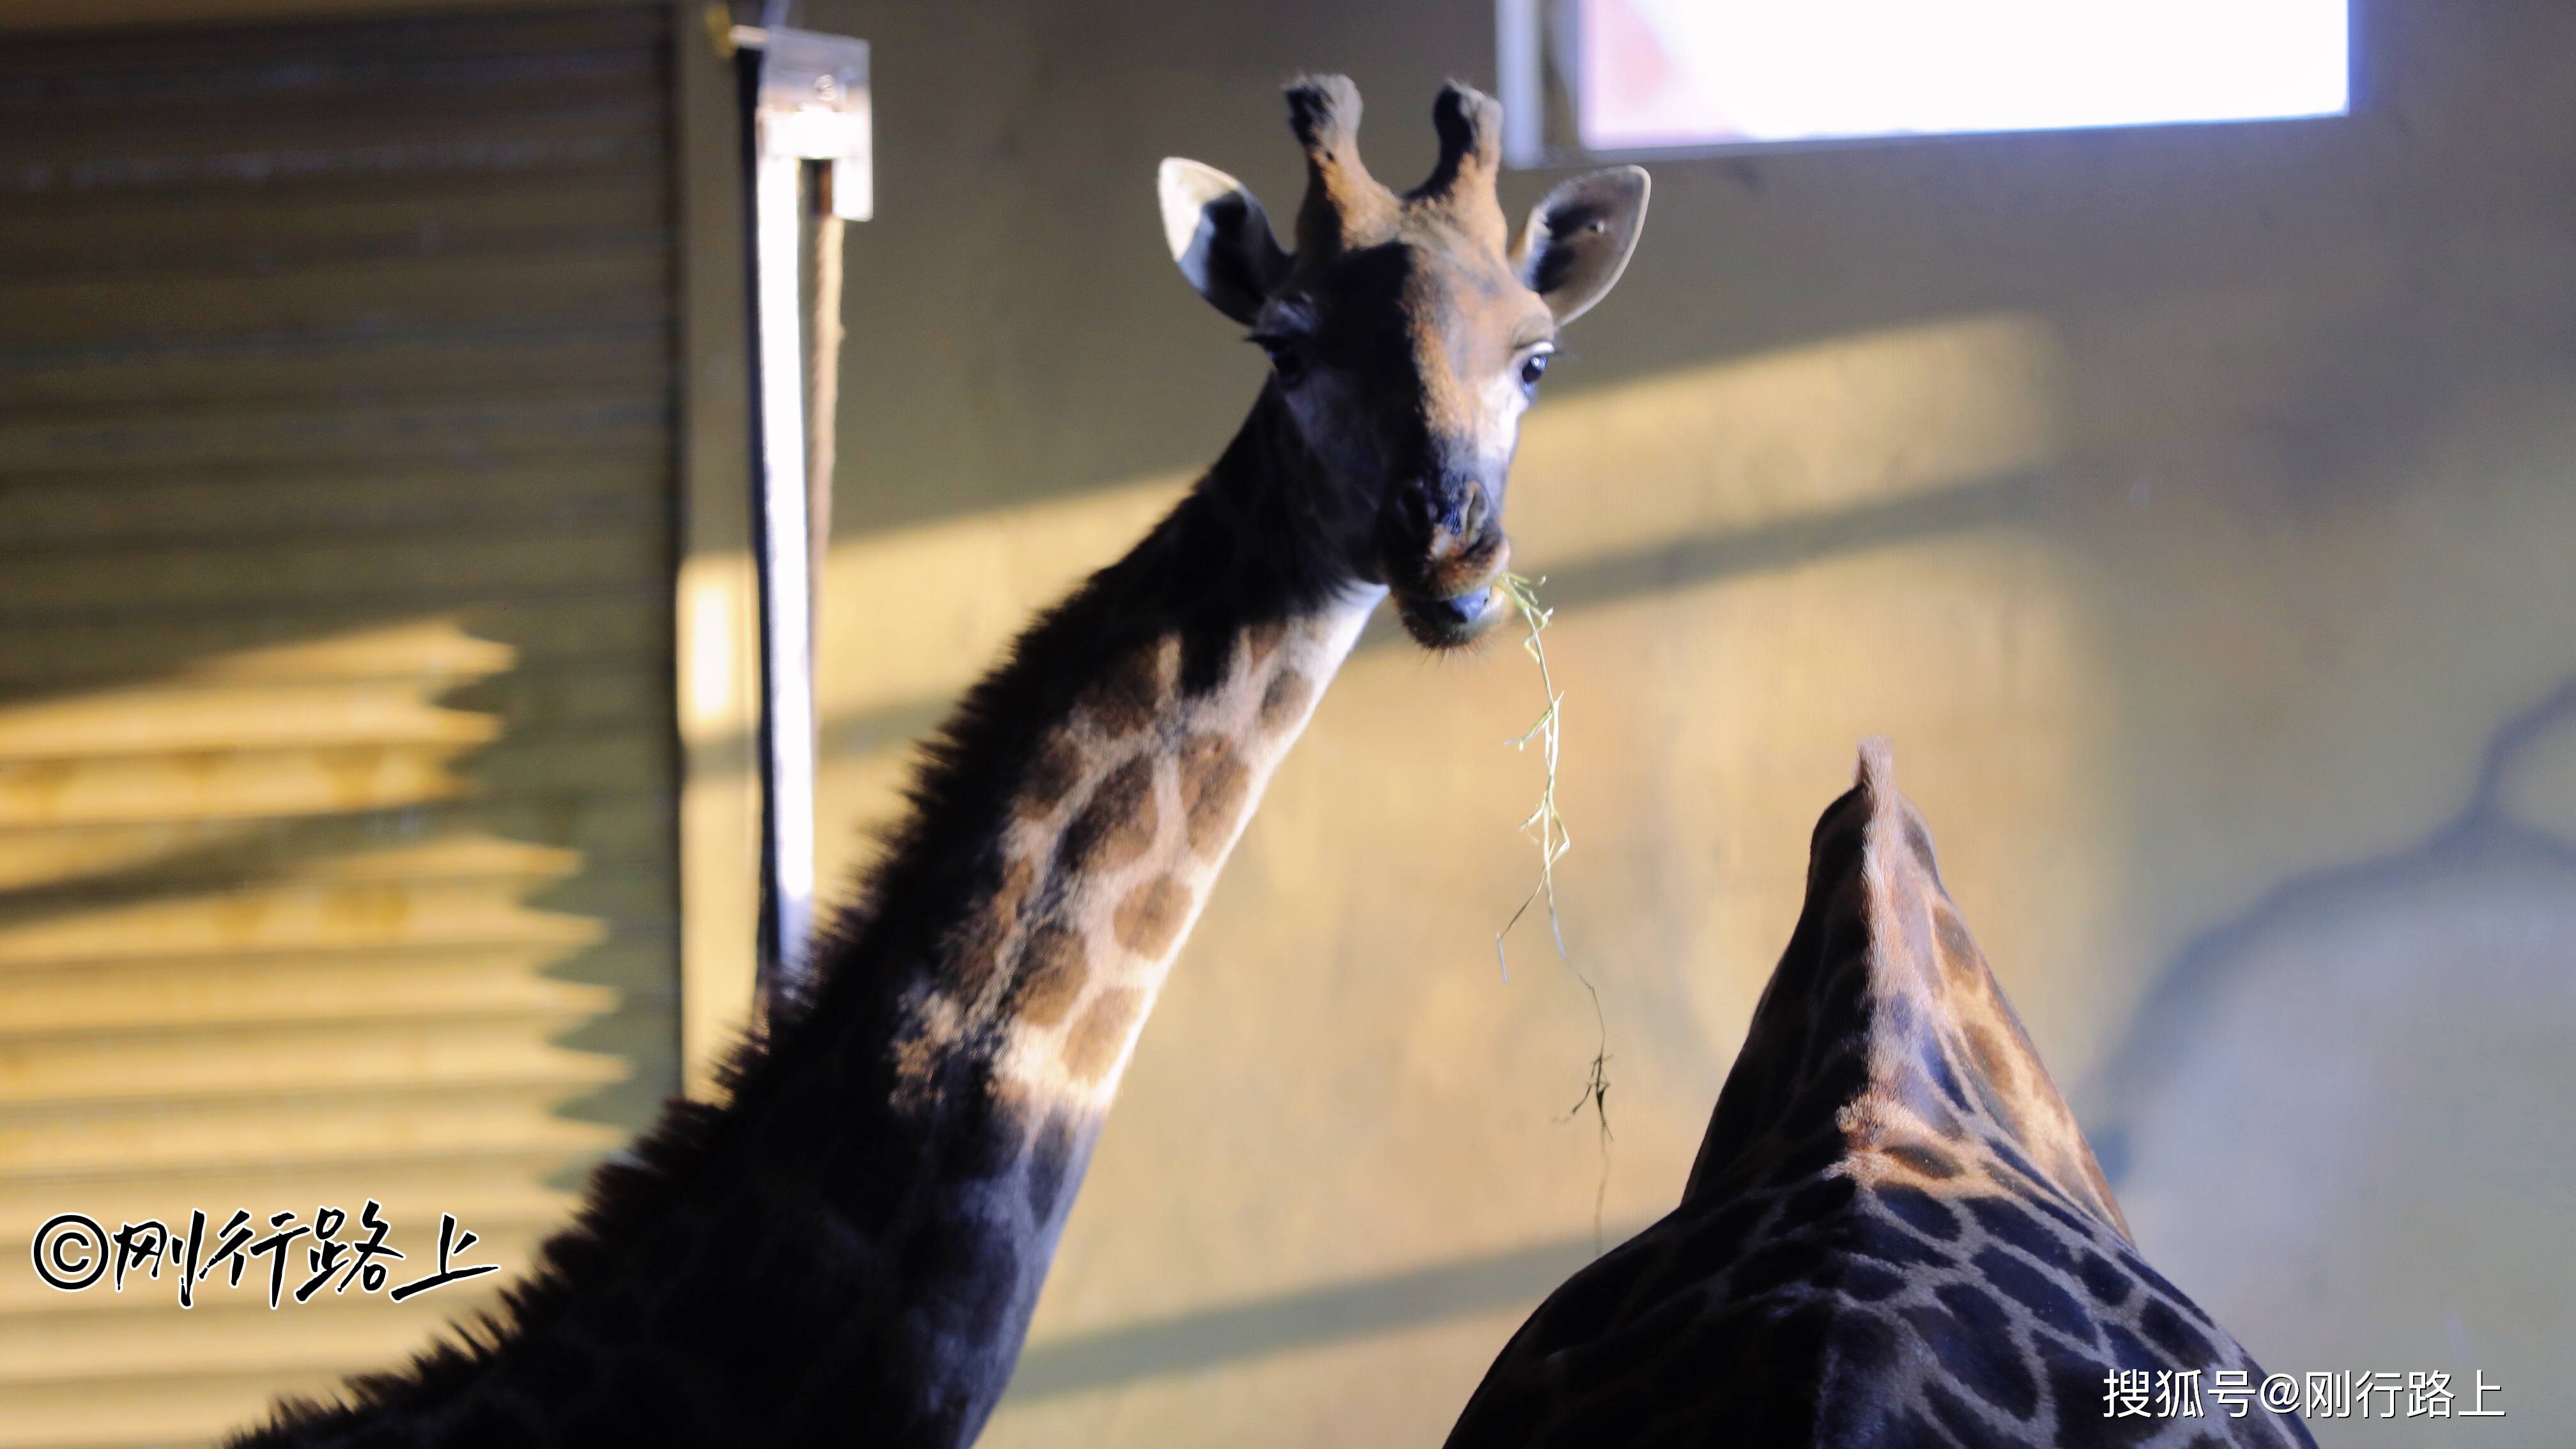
1446,745,2317,1449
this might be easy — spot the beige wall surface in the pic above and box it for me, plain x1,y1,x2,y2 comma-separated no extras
798,1,2574,1443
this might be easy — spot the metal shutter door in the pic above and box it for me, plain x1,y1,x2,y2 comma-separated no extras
0,8,682,1445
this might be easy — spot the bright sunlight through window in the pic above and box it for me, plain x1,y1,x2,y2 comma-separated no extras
1571,0,2350,152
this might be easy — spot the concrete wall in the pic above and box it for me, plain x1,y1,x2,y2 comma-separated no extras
803,1,2576,1441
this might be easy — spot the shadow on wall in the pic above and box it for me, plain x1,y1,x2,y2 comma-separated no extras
2090,676,2576,1441
1010,1225,1638,1400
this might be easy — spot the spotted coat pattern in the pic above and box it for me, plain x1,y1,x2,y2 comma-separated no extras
1447,744,2319,1449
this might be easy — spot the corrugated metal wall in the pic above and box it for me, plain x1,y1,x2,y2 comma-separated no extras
0,9,683,1445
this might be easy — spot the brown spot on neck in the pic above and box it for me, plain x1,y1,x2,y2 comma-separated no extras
1884,1140,1962,1180
1243,618,1287,671
1174,732,1252,856
889,1000,965,1115
1057,755,1159,875
1962,1022,2020,1098
1084,637,1176,737
1931,902,1983,984
1259,670,1316,733
1113,874,1192,957
951,855,1036,1004
1018,736,1084,822
1011,924,1089,1027
1062,985,1146,1084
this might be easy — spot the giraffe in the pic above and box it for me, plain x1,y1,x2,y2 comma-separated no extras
1446,741,2319,1449
226,77,1648,1449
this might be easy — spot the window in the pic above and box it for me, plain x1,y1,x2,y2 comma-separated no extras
1498,0,2350,162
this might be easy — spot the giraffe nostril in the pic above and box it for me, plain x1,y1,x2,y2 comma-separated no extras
1400,483,1485,555
1459,487,1489,536
1378,480,1505,601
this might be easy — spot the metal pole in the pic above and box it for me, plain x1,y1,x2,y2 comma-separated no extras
735,19,870,1013
749,144,816,1007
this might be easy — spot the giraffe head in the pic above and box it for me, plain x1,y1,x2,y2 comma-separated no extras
1158,75,1649,648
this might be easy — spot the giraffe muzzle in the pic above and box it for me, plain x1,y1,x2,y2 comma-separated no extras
1394,567,1511,648
1387,532,1512,649
1381,477,1511,648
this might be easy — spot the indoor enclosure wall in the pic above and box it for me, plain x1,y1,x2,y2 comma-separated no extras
799,2,2574,1445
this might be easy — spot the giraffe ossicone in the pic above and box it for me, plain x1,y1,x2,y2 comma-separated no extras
1446,740,2319,1449
228,75,1648,1449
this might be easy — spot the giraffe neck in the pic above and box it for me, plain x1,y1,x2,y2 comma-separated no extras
231,395,1382,1448
788,589,1371,1443
685,395,1380,1439
1683,739,2127,1236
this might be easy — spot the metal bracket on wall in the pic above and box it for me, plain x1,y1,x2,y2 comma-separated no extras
743,22,873,220
731,17,870,1013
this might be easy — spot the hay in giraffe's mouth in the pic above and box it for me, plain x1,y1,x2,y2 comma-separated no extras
1489,571,1617,1249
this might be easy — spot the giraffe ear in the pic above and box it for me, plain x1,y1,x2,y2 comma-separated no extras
1510,165,1650,325
1158,158,1289,325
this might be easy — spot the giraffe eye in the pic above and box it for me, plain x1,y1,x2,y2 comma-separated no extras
1259,339,1307,387
1519,349,1553,390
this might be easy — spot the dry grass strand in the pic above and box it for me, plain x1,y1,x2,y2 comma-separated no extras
1494,573,1613,1253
